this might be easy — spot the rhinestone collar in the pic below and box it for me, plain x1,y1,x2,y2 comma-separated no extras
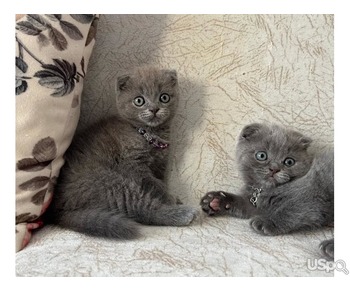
136,127,169,149
249,187,262,207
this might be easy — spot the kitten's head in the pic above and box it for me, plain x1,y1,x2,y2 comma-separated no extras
236,123,313,189
116,66,179,128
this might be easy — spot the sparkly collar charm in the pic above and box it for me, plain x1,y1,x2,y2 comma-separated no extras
137,127,169,149
250,187,262,207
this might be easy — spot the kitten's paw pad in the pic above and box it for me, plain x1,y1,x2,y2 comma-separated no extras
200,191,231,215
319,239,334,261
250,216,278,235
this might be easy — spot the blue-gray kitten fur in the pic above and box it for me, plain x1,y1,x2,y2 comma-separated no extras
46,66,197,239
201,123,334,260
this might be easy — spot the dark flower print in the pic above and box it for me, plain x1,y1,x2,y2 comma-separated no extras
16,57,31,95
16,14,87,51
16,213,38,224
17,136,58,208
34,59,79,97
85,16,99,47
16,15,98,97
17,137,57,172
69,14,94,24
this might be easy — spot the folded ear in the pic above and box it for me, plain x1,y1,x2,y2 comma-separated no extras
162,69,177,86
300,136,312,149
240,123,265,141
294,132,313,149
116,74,130,91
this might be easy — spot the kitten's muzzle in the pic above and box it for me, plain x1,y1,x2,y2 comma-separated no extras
269,168,280,176
149,108,160,114
269,163,281,176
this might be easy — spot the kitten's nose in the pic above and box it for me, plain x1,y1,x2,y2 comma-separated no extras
150,108,160,114
269,164,280,175
269,168,280,175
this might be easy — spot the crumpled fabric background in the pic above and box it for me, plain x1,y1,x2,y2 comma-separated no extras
16,14,334,277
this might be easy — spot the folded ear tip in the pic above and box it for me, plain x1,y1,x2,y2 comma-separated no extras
117,74,130,91
300,136,313,148
161,69,178,86
240,123,264,139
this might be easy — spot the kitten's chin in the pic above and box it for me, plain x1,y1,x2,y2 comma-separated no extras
138,110,172,128
142,116,170,128
255,176,279,189
262,176,290,188
265,178,278,188
144,120,165,128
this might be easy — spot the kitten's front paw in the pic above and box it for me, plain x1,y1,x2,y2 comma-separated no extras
250,216,280,236
200,191,232,215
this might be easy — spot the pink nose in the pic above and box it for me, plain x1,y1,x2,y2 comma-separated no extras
150,108,159,114
269,168,280,175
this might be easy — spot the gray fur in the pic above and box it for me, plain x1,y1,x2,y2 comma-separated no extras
46,66,197,239
201,123,334,260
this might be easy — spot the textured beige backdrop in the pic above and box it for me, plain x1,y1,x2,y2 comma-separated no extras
79,14,333,204
16,14,334,276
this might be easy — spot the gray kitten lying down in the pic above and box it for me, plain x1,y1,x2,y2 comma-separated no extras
46,66,198,239
201,123,334,260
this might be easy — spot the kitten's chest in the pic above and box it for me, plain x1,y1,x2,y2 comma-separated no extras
244,185,278,209
141,139,169,165
151,147,168,163
122,133,168,162
138,133,169,178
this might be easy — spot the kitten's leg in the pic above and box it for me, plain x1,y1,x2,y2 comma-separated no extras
200,191,257,219
249,195,304,235
250,187,331,236
139,204,198,226
51,208,141,239
319,238,334,261
250,215,281,236
121,168,198,227
48,163,143,239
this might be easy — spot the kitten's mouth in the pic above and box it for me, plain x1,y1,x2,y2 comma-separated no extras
266,177,278,185
142,112,168,127
266,173,290,186
144,116,163,127
139,108,171,128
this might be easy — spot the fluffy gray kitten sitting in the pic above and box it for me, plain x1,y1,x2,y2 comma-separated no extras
46,66,198,239
200,123,334,260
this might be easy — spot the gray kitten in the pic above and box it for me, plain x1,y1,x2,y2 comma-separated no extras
46,66,197,239
200,123,334,260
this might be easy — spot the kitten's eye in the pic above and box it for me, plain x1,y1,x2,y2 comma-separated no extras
284,157,295,167
159,93,170,103
255,151,268,161
133,96,145,107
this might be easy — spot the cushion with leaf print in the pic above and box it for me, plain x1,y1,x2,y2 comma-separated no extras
15,14,99,252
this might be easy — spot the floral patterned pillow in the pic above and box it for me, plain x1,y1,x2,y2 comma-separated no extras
15,14,99,252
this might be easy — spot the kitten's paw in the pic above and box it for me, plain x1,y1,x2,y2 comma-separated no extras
200,191,232,215
172,206,199,226
140,205,198,227
250,216,280,236
319,238,334,261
